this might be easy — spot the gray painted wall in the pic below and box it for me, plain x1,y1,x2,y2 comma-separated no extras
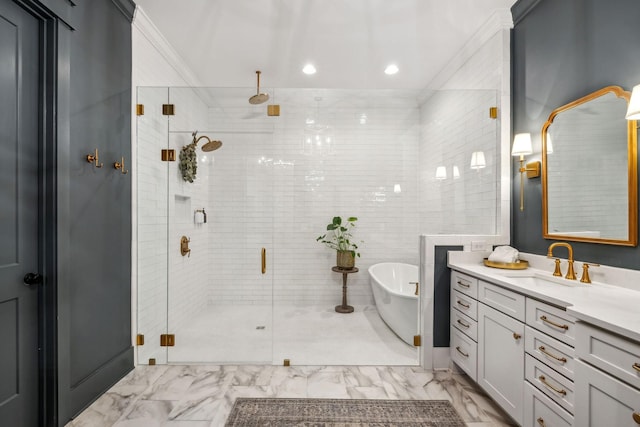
434,246,462,347
53,0,135,424
511,0,640,268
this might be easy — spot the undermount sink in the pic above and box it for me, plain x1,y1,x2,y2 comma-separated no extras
500,271,589,287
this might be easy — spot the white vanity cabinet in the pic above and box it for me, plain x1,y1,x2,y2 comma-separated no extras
450,270,575,427
523,299,576,427
477,300,525,424
476,281,526,425
449,259,640,427
574,322,640,427
450,271,479,381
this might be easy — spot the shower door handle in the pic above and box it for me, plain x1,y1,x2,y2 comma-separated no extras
261,248,266,274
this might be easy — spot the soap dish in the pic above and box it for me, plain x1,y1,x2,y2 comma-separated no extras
483,258,529,270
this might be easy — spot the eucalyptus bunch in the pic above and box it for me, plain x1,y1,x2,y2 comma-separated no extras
316,216,361,258
179,143,197,183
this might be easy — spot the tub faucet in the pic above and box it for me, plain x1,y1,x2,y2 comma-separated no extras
410,282,419,296
547,242,576,280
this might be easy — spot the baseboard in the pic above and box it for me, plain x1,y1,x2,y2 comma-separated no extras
432,347,451,370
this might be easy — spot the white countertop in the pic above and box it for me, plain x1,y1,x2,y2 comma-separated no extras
448,252,640,343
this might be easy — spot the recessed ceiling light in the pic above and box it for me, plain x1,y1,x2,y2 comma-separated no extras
384,64,399,75
302,64,317,75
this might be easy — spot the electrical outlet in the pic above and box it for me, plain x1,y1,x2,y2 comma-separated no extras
471,240,486,251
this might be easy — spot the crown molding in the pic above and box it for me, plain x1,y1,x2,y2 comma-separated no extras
417,8,513,101
511,0,543,26
111,0,136,22
132,6,203,87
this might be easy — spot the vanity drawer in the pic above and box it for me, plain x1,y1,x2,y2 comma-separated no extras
478,280,525,321
575,359,640,427
526,354,575,415
526,299,575,347
451,290,478,320
576,321,640,389
524,382,573,427
451,270,478,299
451,325,477,381
451,309,477,342
525,325,575,380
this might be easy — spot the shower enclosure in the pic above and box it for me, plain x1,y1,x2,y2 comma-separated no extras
135,87,500,366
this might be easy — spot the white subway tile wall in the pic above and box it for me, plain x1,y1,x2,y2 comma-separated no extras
197,90,421,306
418,90,499,235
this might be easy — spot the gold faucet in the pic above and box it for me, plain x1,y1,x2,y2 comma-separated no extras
547,242,576,280
580,262,600,284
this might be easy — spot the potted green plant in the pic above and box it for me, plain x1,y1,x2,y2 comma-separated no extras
316,216,361,269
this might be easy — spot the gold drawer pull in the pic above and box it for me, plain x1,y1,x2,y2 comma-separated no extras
633,363,640,373
539,375,567,396
456,319,470,329
457,300,470,309
537,417,546,427
540,315,569,330
633,412,640,424
513,332,522,340
455,346,469,358
539,346,567,363
457,280,470,288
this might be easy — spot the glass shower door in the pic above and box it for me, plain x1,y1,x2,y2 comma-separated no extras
166,87,275,364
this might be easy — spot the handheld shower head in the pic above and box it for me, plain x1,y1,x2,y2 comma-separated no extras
249,70,270,104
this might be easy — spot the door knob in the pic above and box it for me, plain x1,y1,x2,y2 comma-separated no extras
23,273,42,286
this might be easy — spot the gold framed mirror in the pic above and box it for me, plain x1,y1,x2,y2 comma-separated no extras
542,85,638,246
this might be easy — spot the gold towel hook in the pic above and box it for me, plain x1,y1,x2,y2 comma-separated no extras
86,148,103,168
114,157,128,174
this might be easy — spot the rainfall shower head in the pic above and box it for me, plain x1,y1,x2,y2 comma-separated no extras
249,70,270,105
191,131,222,151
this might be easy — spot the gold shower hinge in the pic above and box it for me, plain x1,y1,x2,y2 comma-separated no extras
413,335,422,347
489,107,498,119
160,334,175,347
148,358,156,365
283,359,290,366
136,104,145,116
161,149,176,161
162,104,175,116
136,334,145,346
268,105,280,116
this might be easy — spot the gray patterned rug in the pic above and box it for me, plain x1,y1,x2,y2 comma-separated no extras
225,398,467,426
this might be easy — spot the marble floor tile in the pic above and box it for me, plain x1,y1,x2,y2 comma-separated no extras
66,364,516,427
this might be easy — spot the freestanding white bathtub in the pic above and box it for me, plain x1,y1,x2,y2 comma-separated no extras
368,262,419,345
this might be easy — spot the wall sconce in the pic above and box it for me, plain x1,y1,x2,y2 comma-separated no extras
453,166,460,179
546,134,554,154
470,151,486,170
511,133,541,211
626,84,640,120
435,166,447,180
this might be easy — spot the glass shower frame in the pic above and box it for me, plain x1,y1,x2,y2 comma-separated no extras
136,86,500,366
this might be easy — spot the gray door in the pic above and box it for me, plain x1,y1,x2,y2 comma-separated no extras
0,1,41,425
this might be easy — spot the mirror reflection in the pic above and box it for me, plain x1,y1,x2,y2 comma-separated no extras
542,86,638,246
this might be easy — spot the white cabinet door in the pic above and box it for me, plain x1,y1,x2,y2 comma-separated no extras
575,359,640,427
478,303,525,426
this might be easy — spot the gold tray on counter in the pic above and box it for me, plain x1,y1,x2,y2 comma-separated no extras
483,258,529,270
